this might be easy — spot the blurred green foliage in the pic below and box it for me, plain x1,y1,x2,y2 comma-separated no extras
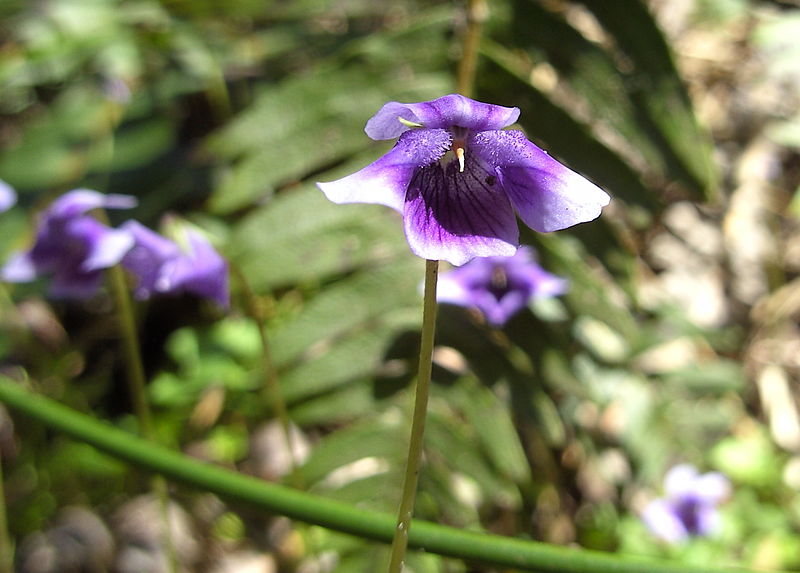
1,0,799,571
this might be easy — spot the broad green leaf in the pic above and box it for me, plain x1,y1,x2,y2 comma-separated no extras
279,326,401,404
230,184,413,290
579,0,718,199
536,233,639,339
104,117,176,171
441,378,531,484
269,257,422,365
507,0,668,177
424,410,521,507
208,12,453,213
289,383,380,426
300,418,403,486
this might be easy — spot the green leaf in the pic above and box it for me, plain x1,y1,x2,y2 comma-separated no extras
208,12,453,214
300,418,402,487
290,383,380,426
230,184,413,290
578,0,718,199
442,378,531,484
280,326,400,404
507,0,668,177
269,257,422,366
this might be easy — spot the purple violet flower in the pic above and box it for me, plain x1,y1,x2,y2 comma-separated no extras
121,220,229,308
2,189,136,298
0,180,17,213
436,246,568,326
642,464,731,544
317,94,610,266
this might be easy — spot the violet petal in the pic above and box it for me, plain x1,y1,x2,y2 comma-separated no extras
483,289,527,326
693,472,731,505
0,180,17,213
318,129,451,212
167,230,229,308
68,218,135,271
366,94,520,140
1,252,37,282
470,130,609,232
48,189,137,220
121,221,181,299
693,504,721,537
642,499,689,544
436,259,494,307
663,464,701,499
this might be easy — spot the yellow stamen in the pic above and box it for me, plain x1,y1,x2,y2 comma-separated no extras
455,146,466,173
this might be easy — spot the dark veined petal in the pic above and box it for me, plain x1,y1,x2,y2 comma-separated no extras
365,94,520,140
317,129,451,212
403,157,518,266
470,130,610,233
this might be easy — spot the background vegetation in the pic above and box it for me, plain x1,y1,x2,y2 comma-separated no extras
1,0,800,571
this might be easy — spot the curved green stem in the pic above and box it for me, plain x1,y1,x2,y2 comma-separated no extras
388,259,439,572
0,377,780,573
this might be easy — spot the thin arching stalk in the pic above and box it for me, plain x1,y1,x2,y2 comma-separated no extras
0,378,780,573
387,259,439,572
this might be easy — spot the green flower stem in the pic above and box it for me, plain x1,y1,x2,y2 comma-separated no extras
0,377,782,573
388,259,439,572
107,265,152,436
456,0,488,98
106,263,178,573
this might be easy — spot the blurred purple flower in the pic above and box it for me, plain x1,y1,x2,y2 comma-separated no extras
436,246,568,326
0,180,17,212
121,221,229,308
2,189,136,298
317,94,609,266
642,464,731,544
